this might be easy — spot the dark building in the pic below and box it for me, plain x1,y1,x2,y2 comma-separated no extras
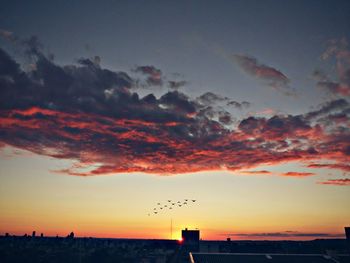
182,228,200,244
182,228,200,252
66,232,74,239
345,227,350,240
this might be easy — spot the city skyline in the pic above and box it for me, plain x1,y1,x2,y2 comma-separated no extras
0,0,349,241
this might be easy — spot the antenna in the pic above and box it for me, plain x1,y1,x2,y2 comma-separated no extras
171,218,173,240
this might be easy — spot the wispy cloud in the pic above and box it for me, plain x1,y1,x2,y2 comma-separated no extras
281,172,315,177
134,65,163,86
313,38,350,97
239,170,272,175
168,80,187,90
0,29,17,43
318,178,350,186
233,54,293,95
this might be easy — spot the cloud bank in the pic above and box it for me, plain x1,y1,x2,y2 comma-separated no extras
0,34,349,181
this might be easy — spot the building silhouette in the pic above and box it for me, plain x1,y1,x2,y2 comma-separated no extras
345,227,350,241
182,228,200,243
182,228,200,252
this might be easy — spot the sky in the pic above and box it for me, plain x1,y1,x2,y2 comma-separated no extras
0,0,349,240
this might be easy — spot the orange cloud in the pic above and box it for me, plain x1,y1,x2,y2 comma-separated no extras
281,172,315,177
318,178,350,186
0,44,349,183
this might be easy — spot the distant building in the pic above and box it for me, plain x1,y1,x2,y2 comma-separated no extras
345,227,350,240
66,232,74,239
182,228,200,244
32,231,36,237
182,228,200,252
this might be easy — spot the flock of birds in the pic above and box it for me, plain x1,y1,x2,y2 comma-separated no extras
148,199,197,216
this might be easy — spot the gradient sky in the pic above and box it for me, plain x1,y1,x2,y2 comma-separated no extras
0,0,349,240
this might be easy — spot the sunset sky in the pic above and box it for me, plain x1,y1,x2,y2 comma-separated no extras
0,0,349,241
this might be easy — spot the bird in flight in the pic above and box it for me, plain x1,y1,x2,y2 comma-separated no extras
148,198,198,216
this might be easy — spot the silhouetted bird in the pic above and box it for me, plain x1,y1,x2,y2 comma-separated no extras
154,212,157,214
157,203,161,205
192,200,196,202
167,200,171,202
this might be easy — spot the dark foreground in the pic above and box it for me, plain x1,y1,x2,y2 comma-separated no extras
0,235,349,263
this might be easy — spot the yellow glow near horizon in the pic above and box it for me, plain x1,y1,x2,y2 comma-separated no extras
0,147,349,240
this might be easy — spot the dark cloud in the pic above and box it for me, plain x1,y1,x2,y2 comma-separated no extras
313,70,350,97
305,99,349,120
238,115,312,140
197,92,226,105
233,54,292,94
159,91,196,114
21,35,43,57
218,110,233,125
168,80,187,90
194,92,249,126
0,47,21,76
197,92,250,110
227,100,251,109
77,56,101,67
0,29,18,43
0,41,349,180
134,65,163,86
